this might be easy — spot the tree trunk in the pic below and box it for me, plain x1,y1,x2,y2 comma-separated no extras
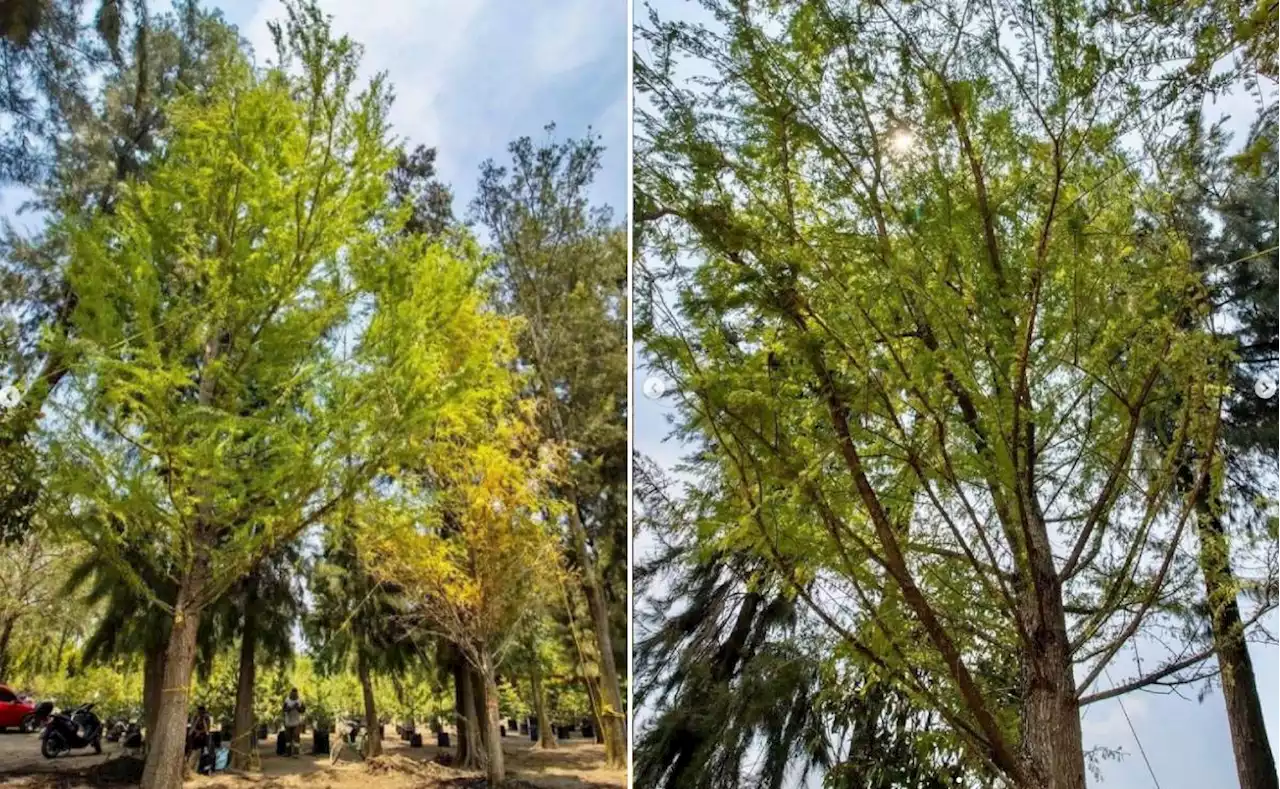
456,662,484,769
1018,596,1086,789
454,661,469,760
529,660,556,749
231,577,259,770
143,332,220,788
1019,501,1086,789
0,614,17,679
53,625,68,674
566,503,626,767
142,643,166,746
140,562,208,789
480,651,505,786
1199,501,1278,789
357,652,382,758
471,666,490,753
582,675,604,744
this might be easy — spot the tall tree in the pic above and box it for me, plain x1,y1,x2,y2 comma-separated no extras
364,407,565,786
1155,112,1278,789
635,3,1232,788
0,1,243,545
309,516,415,760
472,127,629,767
219,548,303,768
0,531,67,678
43,4,517,785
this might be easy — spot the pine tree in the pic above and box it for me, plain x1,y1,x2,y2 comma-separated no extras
473,127,630,767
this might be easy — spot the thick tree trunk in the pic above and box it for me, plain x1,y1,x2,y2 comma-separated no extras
0,614,17,679
142,643,166,746
455,662,484,769
140,562,208,789
470,666,490,753
1018,597,1086,789
231,577,259,770
1019,493,1086,789
480,651,505,786
566,503,626,767
529,660,556,749
143,332,220,788
357,652,382,758
1199,502,1278,789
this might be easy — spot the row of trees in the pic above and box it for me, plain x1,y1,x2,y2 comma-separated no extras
634,1,1275,789
0,2,626,787
0,639,597,743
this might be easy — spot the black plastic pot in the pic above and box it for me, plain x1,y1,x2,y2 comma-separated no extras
312,730,330,756
437,731,450,748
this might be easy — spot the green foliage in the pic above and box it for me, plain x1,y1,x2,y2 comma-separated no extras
635,1,1239,786
38,1,516,635
34,659,143,722
497,679,529,721
474,127,629,655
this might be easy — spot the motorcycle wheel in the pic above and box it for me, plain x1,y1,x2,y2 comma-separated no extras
19,715,35,734
42,733,66,759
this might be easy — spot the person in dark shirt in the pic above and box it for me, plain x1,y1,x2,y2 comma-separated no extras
187,705,212,754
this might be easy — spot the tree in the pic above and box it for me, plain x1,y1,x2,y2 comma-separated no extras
0,1,243,546
1153,112,1278,789
363,407,565,786
634,456,994,789
309,516,416,759
0,531,69,678
218,547,303,768
389,143,454,239
473,127,630,767
518,618,561,750
42,4,519,785
635,3,1232,788
63,539,179,739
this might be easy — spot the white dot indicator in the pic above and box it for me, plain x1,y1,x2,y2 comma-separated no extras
642,376,669,400
0,385,20,409
1255,378,1277,400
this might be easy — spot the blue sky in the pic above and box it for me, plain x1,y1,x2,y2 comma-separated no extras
631,2,1278,787
1,0,628,228
217,0,627,218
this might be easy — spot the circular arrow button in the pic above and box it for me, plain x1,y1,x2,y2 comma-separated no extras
642,376,669,400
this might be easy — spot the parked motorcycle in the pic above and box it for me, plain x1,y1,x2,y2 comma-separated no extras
19,702,52,734
39,702,103,758
105,718,126,743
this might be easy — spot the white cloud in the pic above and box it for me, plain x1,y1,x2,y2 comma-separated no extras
237,0,627,209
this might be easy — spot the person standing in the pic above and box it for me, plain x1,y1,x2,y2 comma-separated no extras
187,705,212,755
282,689,306,757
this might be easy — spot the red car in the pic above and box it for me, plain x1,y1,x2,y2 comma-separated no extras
0,684,37,732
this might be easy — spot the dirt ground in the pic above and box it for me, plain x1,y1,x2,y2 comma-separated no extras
0,729,625,789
